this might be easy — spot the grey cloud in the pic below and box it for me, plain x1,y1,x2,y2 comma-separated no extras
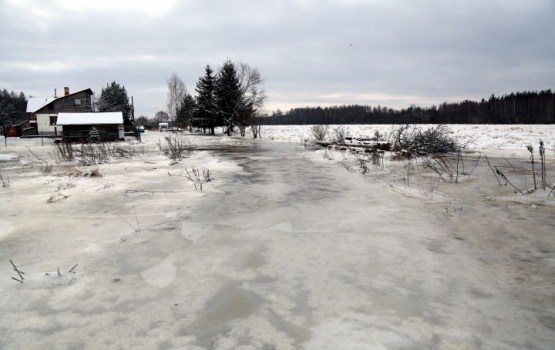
1,0,554,115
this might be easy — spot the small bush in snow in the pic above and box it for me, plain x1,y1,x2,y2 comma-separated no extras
54,142,74,161
371,130,386,142
54,141,137,166
73,143,109,166
331,127,346,143
390,124,459,158
161,134,194,161
310,125,329,142
184,168,212,191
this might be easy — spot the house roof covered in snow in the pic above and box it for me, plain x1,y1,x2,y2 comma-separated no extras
56,112,124,125
27,88,94,113
26,97,57,113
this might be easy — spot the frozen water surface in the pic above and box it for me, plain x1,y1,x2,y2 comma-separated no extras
0,129,554,349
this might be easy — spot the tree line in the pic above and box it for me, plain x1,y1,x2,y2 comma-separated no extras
136,61,266,138
0,89,27,126
161,60,266,137
3,85,553,133
264,90,555,125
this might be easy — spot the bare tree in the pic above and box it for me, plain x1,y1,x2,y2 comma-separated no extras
236,62,266,138
155,110,170,124
166,73,187,123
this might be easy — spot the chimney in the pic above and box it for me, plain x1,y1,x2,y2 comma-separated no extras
54,88,57,98
64,87,70,96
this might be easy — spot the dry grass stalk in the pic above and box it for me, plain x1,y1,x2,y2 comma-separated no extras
494,166,524,194
539,140,546,190
0,174,9,187
10,259,25,281
484,154,502,185
527,144,537,191
117,206,141,232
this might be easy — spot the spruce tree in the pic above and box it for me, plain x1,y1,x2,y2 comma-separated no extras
215,60,242,136
195,65,217,134
176,93,196,130
0,89,27,125
97,82,133,129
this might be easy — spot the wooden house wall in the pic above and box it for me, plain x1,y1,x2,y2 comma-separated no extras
62,124,121,143
35,91,93,114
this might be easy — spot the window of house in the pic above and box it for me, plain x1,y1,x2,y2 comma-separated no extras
49,116,57,125
74,98,82,106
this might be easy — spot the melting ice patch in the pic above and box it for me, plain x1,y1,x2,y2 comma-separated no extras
389,184,447,203
125,190,152,198
0,154,19,162
306,315,414,350
0,219,14,238
140,253,176,288
271,222,295,233
181,222,212,243
21,271,76,287
82,243,102,253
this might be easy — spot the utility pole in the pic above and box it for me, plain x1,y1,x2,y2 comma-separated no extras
131,96,135,123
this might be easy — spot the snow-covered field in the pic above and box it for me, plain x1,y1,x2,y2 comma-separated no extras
263,124,555,155
0,125,554,349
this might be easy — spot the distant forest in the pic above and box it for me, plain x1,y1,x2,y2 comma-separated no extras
2,89,554,128
0,89,27,126
263,90,555,125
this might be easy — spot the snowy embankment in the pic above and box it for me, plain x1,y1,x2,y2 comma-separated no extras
264,124,555,207
262,124,555,154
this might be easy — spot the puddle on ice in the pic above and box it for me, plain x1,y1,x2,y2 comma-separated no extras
184,283,263,337
229,250,266,270
140,254,176,288
271,222,295,233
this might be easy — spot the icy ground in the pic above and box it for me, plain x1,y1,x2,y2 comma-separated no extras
0,126,554,349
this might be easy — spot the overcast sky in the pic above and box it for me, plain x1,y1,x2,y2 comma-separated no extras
1,0,554,116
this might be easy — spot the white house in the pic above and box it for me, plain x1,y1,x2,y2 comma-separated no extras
26,87,94,136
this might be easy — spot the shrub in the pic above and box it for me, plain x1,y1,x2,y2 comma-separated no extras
331,127,346,143
161,134,194,161
310,125,329,142
391,124,459,158
54,142,74,161
184,168,211,191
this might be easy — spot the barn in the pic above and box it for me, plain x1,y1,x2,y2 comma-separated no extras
56,112,125,142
